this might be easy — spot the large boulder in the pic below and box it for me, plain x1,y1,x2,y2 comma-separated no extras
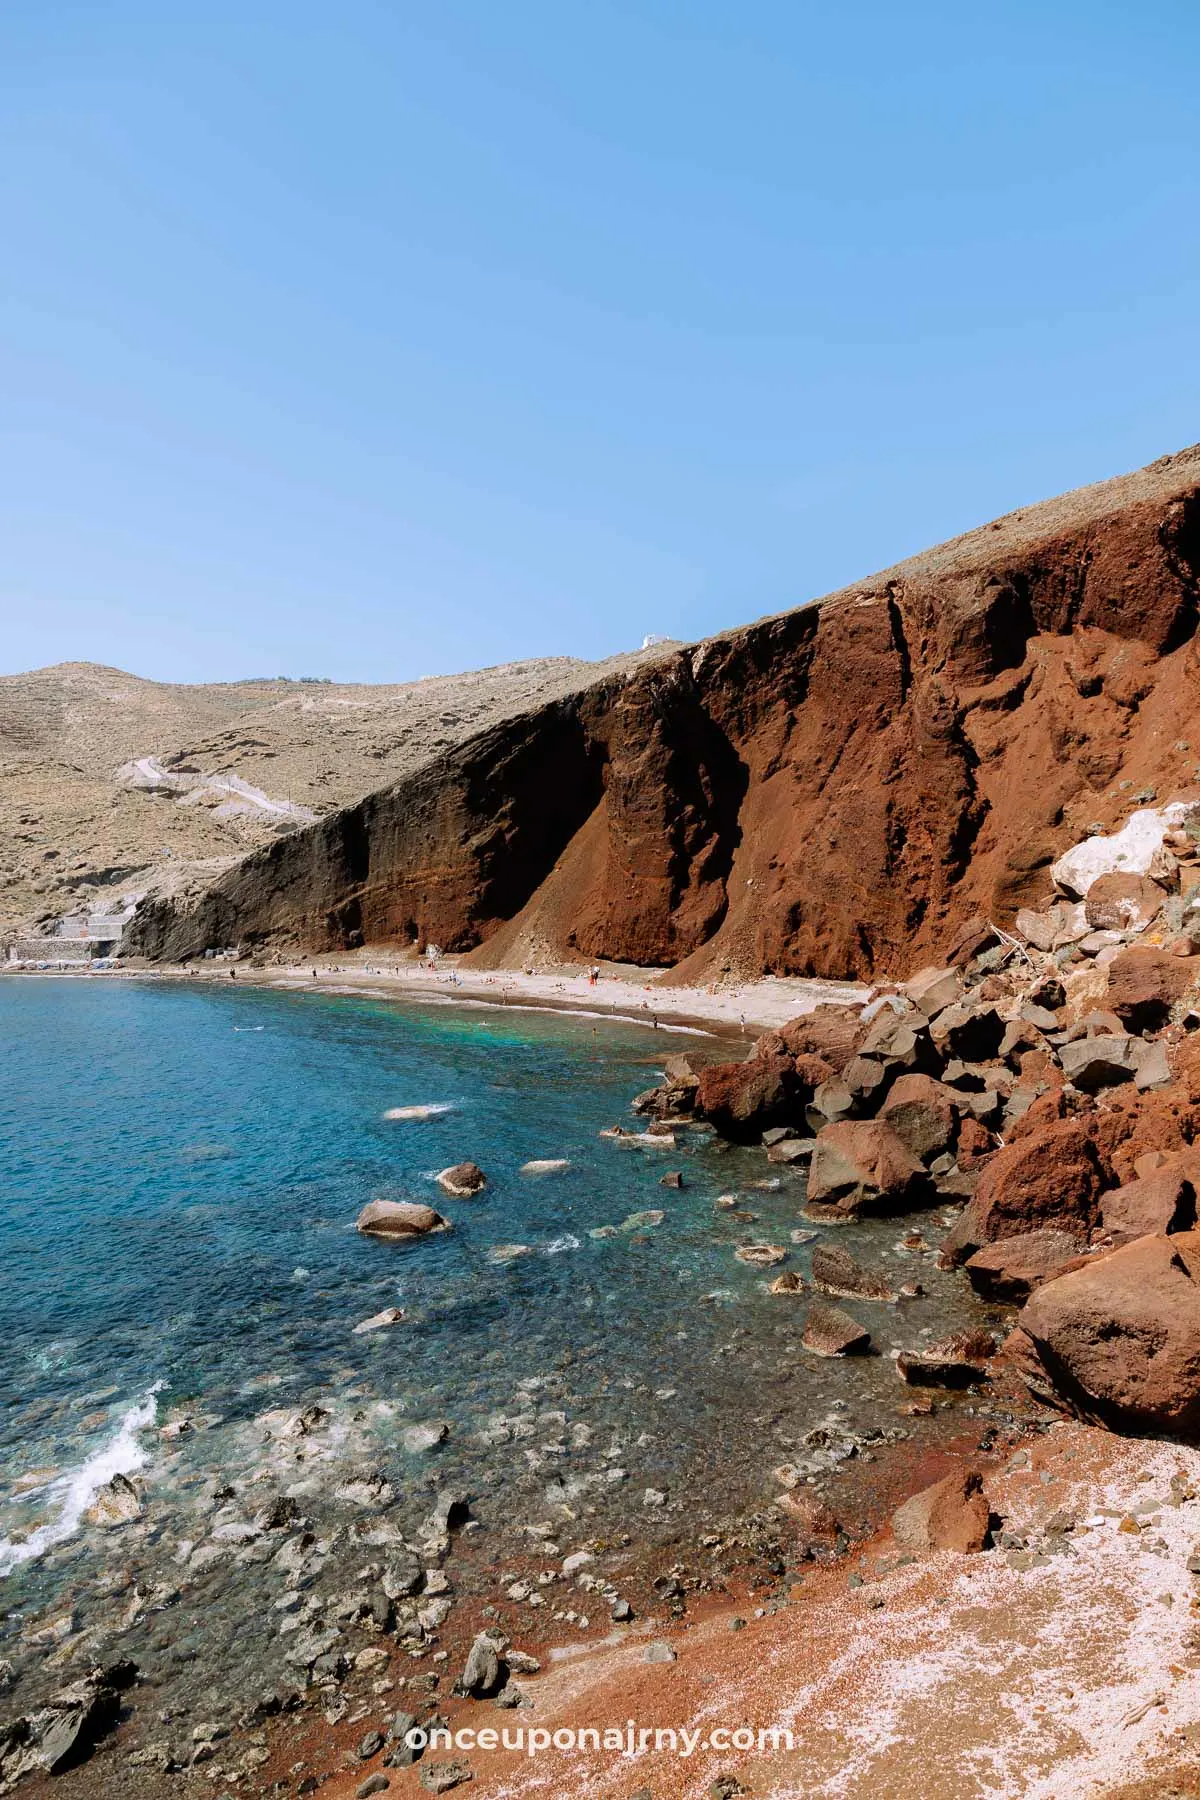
805,1121,929,1218
0,1663,135,1785
942,1117,1107,1263
356,1199,450,1239
902,966,962,1019
856,1011,935,1073
963,1229,1088,1303
1083,872,1164,933
896,1331,993,1387
880,1073,956,1162
1016,902,1078,952
1106,947,1198,1033
755,1004,867,1074
1059,1034,1144,1092
806,1077,856,1132
1100,1165,1198,1244
891,1469,991,1554
810,1242,898,1302
801,1303,871,1357
694,1055,796,1140
1018,1230,1200,1437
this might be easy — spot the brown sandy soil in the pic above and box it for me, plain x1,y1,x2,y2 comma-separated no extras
275,1424,1200,1800
22,1424,1200,1800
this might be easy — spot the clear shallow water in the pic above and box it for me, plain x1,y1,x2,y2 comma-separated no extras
0,978,1000,1716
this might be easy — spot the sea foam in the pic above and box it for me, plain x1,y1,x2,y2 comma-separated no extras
0,1384,163,1577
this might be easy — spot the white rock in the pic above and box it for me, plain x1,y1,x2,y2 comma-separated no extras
520,1159,570,1175
403,1422,450,1455
1051,805,1189,898
489,1243,533,1263
353,1306,405,1335
562,1550,594,1573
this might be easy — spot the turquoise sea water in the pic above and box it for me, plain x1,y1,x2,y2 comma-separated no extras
0,977,997,1717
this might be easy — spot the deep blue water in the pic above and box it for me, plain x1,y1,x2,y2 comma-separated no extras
0,979,711,1478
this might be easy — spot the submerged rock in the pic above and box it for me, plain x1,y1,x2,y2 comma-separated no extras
353,1306,406,1334
404,1422,451,1455
734,1243,788,1267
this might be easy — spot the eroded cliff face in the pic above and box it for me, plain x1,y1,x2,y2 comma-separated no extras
128,447,1200,981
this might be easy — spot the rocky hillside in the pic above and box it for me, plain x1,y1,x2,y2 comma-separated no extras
0,649,672,943
128,444,1200,980
634,808,1200,1437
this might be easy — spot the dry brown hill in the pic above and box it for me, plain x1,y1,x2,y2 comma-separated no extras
0,648,675,941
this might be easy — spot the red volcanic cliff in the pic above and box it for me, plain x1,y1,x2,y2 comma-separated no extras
128,446,1200,981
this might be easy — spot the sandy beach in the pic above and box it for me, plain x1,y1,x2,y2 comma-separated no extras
166,952,873,1041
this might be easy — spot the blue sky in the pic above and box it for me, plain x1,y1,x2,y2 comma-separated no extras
2,1,1198,683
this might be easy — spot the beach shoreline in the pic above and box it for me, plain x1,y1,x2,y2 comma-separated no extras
0,953,872,1043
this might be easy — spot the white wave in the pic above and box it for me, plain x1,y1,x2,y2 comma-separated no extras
0,1384,164,1577
543,1233,581,1256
